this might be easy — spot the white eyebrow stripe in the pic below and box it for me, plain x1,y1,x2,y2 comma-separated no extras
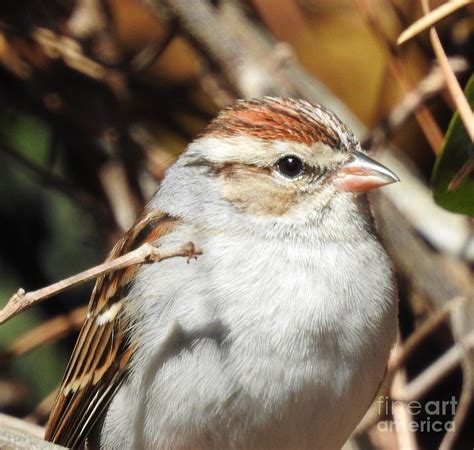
187,136,343,167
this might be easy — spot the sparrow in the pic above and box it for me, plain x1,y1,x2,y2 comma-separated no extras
45,97,399,450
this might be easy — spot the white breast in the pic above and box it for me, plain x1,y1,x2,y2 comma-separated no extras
99,222,397,450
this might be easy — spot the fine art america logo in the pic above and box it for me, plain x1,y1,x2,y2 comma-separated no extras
377,396,458,433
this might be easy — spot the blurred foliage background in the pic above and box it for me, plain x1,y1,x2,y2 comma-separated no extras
0,0,473,449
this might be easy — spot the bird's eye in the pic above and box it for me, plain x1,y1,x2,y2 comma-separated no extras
275,155,305,179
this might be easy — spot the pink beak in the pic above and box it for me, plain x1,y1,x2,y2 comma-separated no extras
333,151,399,193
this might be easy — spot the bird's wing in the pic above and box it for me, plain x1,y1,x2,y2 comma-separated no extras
45,209,181,449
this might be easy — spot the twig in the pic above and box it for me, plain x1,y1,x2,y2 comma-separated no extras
439,352,472,450
387,296,467,375
0,380,28,410
376,149,474,260
33,27,106,80
448,154,474,192
397,0,473,45
26,389,58,425
439,385,470,450
373,194,471,310
0,306,87,365
0,413,44,439
429,33,474,141
67,0,108,40
0,414,67,449
0,242,201,325
151,0,292,98
352,335,400,437
440,291,474,450
129,23,177,72
99,159,141,231
364,57,469,151
422,0,474,144
355,0,444,153
391,368,419,450
33,24,129,100
387,296,473,450
398,330,474,402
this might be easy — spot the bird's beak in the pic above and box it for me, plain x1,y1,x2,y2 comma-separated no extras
333,150,400,193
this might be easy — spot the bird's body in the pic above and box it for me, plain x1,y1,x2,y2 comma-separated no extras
98,145,397,449
46,98,398,450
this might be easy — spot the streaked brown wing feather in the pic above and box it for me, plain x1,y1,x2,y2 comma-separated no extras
45,209,180,448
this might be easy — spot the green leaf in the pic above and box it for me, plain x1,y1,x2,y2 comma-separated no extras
432,73,474,215
0,108,50,163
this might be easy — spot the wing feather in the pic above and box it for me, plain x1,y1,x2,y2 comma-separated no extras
45,210,181,448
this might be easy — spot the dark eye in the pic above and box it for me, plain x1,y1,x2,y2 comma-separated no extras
276,155,305,179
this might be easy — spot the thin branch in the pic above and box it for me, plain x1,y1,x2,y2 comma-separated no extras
391,368,419,450
364,57,468,150
0,306,87,365
387,296,467,375
354,0,444,153
397,0,473,45
448,154,474,192
430,29,474,140
387,296,473,449
26,389,58,425
151,0,292,98
33,28,106,80
440,291,474,450
373,194,470,310
67,0,108,40
0,413,44,439
129,24,177,72
439,352,472,450
0,242,201,325
99,159,141,231
0,413,67,449
422,0,474,143
397,330,474,402
352,336,400,436
439,384,471,450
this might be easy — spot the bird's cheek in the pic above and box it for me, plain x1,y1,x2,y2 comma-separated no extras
220,174,297,216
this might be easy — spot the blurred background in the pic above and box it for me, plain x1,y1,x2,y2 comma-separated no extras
0,0,473,449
